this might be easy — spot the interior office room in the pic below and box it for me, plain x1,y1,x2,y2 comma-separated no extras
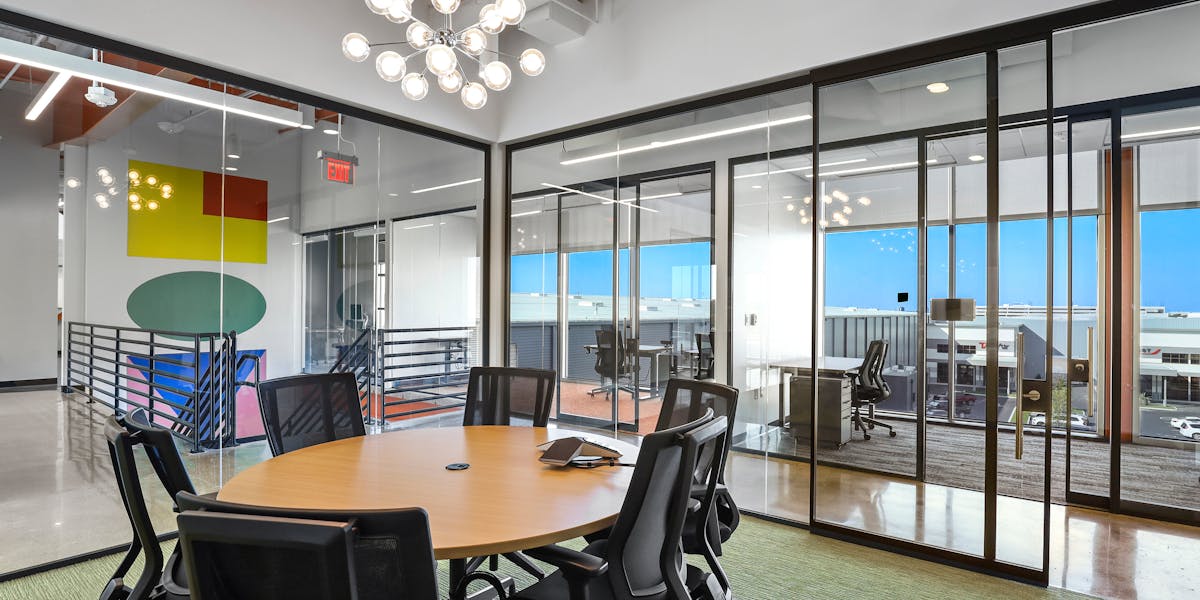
3,1,1200,599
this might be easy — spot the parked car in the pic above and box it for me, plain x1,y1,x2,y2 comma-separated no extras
1028,413,1092,431
927,397,972,418
1169,415,1200,429
1179,420,1200,440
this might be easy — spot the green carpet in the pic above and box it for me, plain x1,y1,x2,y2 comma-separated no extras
0,516,1094,600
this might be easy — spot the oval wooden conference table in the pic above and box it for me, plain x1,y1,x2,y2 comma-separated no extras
217,426,640,562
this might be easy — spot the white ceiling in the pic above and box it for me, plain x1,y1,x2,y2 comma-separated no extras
0,0,1108,143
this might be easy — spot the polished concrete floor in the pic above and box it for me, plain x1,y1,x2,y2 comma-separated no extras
4,389,1199,599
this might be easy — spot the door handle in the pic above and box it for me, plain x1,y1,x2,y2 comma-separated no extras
1016,332,1024,460
1087,326,1094,418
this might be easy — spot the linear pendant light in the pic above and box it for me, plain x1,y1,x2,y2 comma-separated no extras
0,37,302,127
25,71,71,121
540,182,660,213
560,114,813,166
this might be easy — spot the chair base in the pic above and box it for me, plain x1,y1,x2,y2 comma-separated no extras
852,406,896,441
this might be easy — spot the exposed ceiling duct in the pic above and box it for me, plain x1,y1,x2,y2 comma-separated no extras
519,0,597,46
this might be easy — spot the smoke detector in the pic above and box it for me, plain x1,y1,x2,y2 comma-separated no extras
85,84,117,108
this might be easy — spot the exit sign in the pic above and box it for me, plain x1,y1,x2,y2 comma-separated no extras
317,150,358,185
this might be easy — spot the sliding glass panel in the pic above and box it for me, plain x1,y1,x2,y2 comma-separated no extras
1125,105,1200,517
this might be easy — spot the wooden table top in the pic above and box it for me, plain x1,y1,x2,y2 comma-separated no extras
217,426,640,559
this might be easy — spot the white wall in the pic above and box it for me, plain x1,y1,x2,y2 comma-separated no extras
0,91,60,382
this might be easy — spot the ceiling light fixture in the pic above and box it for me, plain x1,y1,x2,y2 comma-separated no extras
403,222,436,230
344,0,544,110
512,209,543,218
0,37,301,127
1122,124,1200,141
267,216,290,223
926,82,950,94
733,158,867,179
25,71,71,121
968,154,984,162
539,182,660,213
410,177,483,194
323,127,340,135
807,159,938,178
561,114,813,166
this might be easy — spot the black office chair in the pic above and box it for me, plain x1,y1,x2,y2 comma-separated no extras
257,371,366,456
176,491,505,600
178,511,359,600
512,410,726,600
589,328,637,398
848,340,896,441
463,366,555,427
101,410,194,600
655,378,740,588
695,332,715,380
462,366,556,581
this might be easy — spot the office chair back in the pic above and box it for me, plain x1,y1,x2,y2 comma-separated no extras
858,340,892,402
594,328,625,381
694,332,715,379
178,510,359,600
103,414,184,600
177,491,441,600
603,409,717,600
463,366,555,427
655,379,741,569
257,371,366,456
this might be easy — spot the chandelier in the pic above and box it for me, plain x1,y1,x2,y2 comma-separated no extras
341,0,546,110
91,167,173,211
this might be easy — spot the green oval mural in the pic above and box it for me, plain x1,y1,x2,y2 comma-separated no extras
127,271,266,337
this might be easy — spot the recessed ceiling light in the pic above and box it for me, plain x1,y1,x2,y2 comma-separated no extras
926,82,950,94
300,123,314,130
751,185,762,189
225,166,239,172
323,128,340,135
782,195,793,199
387,192,399,197
969,154,984,162
227,153,240,159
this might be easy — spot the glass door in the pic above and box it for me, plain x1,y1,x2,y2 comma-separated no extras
811,44,1054,584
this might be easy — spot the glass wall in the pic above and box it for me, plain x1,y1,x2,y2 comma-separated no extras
0,20,485,576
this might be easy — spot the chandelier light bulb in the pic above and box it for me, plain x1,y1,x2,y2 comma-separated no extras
94,193,107,205
127,169,139,180
438,70,464,93
97,167,110,179
100,174,114,186
461,82,488,110
481,60,511,90
432,0,460,14
479,4,506,34
375,50,407,82
496,0,526,25
66,177,80,189
129,192,140,204
459,27,486,56
146,175,158,186
401,73,429,100
365,0,394,15
519,48,545,76
108,186,118,195
342,32,371,62
384,0,413,23
426,44,457,77
131,202,142,211
148,200,159,210
407,22,433,50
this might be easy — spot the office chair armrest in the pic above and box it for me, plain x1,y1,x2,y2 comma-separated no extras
687,497,702,514
523,544,609,580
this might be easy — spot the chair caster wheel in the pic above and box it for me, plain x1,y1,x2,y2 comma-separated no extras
867,424,875,430
889,431,897,438
863,434,871,441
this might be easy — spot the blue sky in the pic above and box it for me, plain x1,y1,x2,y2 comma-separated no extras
511,210,1199,312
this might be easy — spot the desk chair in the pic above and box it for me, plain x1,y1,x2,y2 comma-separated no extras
848,340,896,441
463,366,555,581
176,492,504,600
463,366,555,427
588,328,638,399
101,410,195,600
512,411,727,600
695,332,715,380
257,372,366,456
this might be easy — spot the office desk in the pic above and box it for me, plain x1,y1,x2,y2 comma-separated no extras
583,343,672,395
769,356,864,433
219,427,639,596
